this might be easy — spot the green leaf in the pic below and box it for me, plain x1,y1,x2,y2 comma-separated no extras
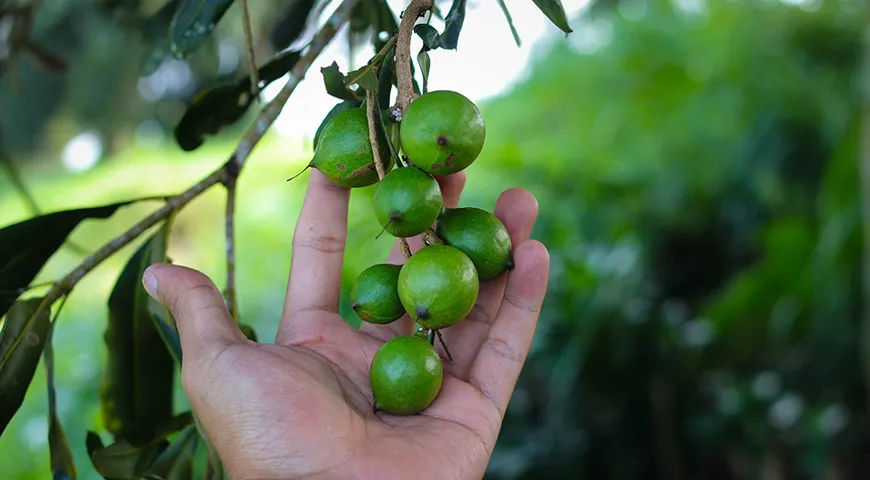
147,303,182,366
496,0,521,47
414,24,441,51
377,51,394,109
321,62,361,101
142,425,199,480
100,224,177,445
0,297,51,435
140,0,182,75
417,49,431,95
440,0,467,50
239,324,257,342
531,0,573,34
314,101,362,149
90,437,169,479
374,0,398,52
86,416,192,479
45,328,77,480
0,203,130,319
170,0,235,59
343,64,379,92
257,50,302,86
268,0,317,51
174,50,301,151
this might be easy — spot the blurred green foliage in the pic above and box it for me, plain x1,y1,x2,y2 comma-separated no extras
1,0,870,478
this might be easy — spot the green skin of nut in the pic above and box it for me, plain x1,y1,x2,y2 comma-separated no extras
310,108,393,188
398,245,480,330
369,336,443,415
373,167,444,238
435,207,514,282
351,264,405,325
400,90,486,176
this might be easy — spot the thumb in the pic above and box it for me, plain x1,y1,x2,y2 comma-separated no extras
142,263,245,364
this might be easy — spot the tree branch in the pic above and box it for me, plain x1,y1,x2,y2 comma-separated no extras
224,178,240,321
33,0,361,313
366,88,411,259
240,0,260,101
391,0,434,118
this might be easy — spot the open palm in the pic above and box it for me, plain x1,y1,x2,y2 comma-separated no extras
143,171,550,480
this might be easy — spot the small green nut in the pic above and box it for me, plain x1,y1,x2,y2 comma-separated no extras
373,167,443,238
370,335,443,415
398,245,479,330
351,264,406,325
435,207,513,282
400,90,486,175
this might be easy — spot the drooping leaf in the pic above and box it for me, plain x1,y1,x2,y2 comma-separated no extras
377,51,394,109
496,0,521,47
140,0,182,75
0,203,130,319
531,0,573,34
413,24,441,51
440,0,467,50
142,425,199,480
268,0,317,51
373,0,398,52
174,50,301,151
0,296,51,435
86,416,193,479
321,62,361,101
90,437,170,479
100,223,176,445
240,324,257,342
170,0,235,59
313,101,362,149
417,49,431,95
45,328,77,480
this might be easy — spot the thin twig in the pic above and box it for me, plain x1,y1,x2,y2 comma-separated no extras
421,228,441,246
224,178,240,321
19,0,359,317
240,0,260,101
366,88,411,259
391,0,434,117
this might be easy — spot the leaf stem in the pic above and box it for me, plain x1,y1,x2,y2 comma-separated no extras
392,0,434,117
30,0,361,317
240,0,260,101
224,178,240,321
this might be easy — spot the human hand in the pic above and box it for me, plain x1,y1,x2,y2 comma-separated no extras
141,170,550,480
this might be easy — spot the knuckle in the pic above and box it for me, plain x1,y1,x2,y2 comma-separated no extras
484,335,526,365
502,293,540,315
294,234,346,255
466,304,495,327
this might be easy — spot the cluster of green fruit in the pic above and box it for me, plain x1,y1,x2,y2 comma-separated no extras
304,90,513,415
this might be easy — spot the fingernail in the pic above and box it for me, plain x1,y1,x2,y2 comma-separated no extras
142,270,158,300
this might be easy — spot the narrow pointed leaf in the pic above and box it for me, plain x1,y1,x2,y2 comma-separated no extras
417,49,431,95
377,51,394,109
321,62,361,101
269,0,317,50
0,202,131,319
0,296,51,435
496,0,521,46
100,224,176,445
531,0,573,33
440,0,467,50
143,425,199,480
170,0,234,59
46,328,77,479
413,24,441,51
140,0,182,75
147,302,182,366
